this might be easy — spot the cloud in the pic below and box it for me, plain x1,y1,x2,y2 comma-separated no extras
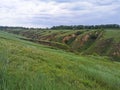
0,0,120,27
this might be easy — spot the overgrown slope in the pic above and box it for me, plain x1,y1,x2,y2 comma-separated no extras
6,29,120,60
0,31,120,90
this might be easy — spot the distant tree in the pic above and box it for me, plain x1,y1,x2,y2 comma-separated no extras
0,24,120,31
50,24,120,30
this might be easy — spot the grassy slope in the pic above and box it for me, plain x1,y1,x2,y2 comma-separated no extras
103,30,120,42
0,31,120,90
3,29,120,60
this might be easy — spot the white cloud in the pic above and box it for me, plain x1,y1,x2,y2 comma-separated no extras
0,0,120,27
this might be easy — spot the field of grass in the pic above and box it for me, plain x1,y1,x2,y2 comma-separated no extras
0,31,120,90
103,30,120,42
7,29,120,60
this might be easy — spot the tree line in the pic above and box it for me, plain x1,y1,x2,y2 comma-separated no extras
0,26,42,30
0,24,120,30
51,24,120,30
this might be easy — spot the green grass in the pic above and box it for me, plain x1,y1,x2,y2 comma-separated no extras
103,30,120,42
0,31,120,90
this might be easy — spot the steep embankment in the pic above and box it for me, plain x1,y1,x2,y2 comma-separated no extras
6,29,120,61
0,31,120,90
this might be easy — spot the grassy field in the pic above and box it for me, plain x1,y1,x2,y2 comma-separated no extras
6,29,120,60
0,31,120,90
103,30,120,42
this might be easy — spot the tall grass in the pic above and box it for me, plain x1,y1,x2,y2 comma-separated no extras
0,48,9,90
0,31,120,90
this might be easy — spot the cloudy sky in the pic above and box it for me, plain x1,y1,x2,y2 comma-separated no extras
0,0,120,27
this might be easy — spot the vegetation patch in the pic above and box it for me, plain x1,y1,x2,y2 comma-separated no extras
0,31,120,90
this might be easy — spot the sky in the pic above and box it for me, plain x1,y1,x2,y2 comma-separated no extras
0,0,120,28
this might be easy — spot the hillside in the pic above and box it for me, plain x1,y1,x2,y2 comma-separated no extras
0,31,120,90
6,29,120,61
